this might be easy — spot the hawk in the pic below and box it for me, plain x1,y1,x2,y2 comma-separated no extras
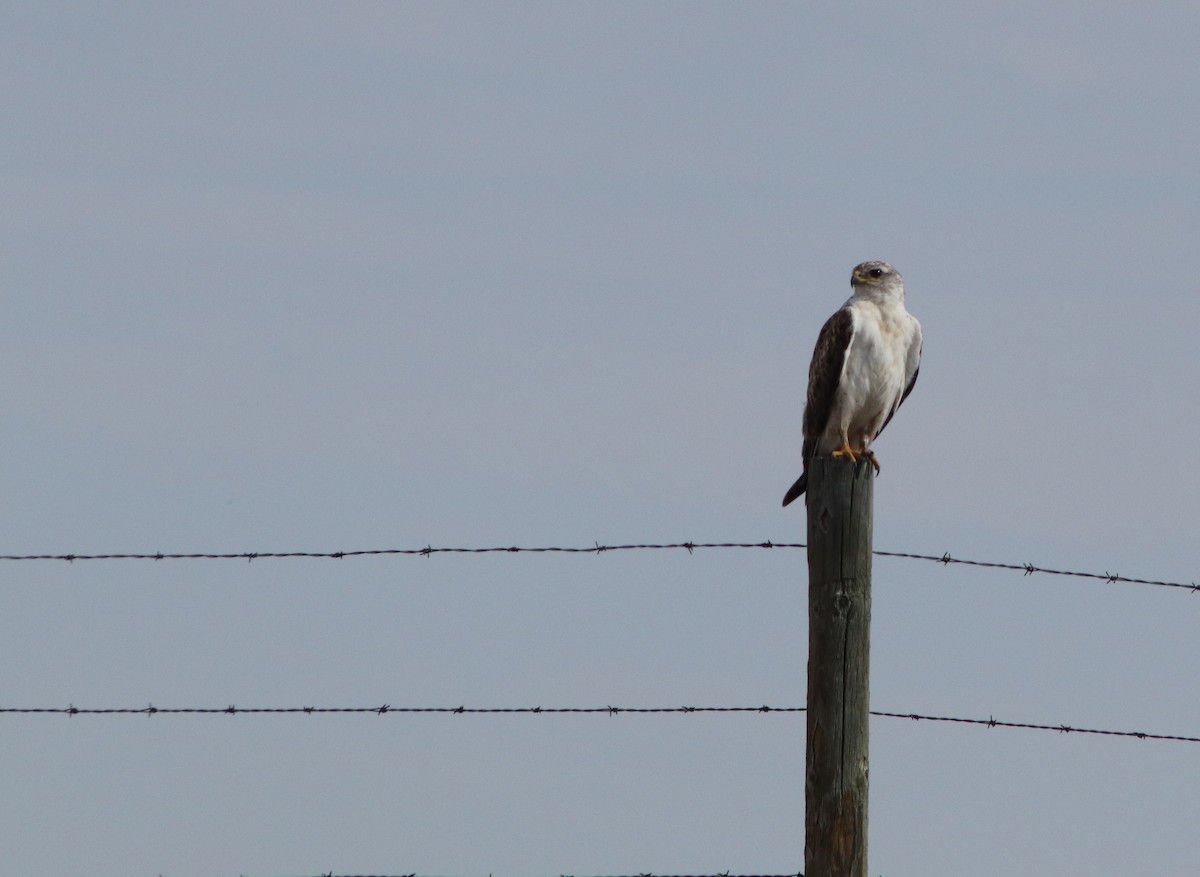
781,261,922,507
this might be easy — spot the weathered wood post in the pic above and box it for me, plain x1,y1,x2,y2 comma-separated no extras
804,455,874,877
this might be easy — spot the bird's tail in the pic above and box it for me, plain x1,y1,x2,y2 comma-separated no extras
781,472,807,507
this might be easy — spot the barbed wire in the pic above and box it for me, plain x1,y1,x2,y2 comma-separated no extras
867,710,1200,743
301,873,803,877
3,702,1197,744
0,541,1194,593
0,542,786,561
1,704,800,716
301,873,804,877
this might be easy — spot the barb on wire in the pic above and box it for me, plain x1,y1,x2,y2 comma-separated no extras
2,703,1197,744
0,541,1193,593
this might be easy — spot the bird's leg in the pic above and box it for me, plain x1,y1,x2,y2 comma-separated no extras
830,444,859,463
861,449,881,474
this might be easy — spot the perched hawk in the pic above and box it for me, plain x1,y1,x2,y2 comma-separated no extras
781,261,922,507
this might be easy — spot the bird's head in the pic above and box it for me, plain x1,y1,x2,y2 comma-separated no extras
851,261,904,298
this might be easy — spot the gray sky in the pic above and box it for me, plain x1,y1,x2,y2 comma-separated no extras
3,3,1199,875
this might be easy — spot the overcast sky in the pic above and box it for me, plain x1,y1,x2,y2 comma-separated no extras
3,3,1199,876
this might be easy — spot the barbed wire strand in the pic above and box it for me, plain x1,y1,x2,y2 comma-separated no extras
2,703,1196,744
2,705,798,716
302,873,804,877
0,541,1194,593
302,873,803,877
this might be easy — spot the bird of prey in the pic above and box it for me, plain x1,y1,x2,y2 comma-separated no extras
781,261,922,507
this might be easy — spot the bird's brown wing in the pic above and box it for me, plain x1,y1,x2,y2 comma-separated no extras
803,306,854,451
782,306,854,507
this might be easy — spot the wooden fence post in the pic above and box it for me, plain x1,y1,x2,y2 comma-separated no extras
804,455,874,877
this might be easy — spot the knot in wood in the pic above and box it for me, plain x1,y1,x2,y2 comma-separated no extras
817,505,833,533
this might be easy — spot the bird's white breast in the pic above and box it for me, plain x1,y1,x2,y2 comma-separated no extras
825,298,918,449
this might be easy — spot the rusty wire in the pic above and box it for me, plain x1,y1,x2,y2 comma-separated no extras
0,541,1193,593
